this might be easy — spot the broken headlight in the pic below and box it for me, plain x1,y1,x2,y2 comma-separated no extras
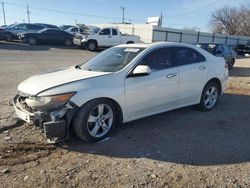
25,92,75,110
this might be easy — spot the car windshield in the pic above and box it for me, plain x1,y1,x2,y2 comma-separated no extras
85,27,100,35
196,44,216,54
80,47,145,72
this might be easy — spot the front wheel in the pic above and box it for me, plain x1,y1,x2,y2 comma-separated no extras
5,33,13,42
27,37,37,45
73,99,117,142
64,38,72,46
199,82,219,111
86,41,97,51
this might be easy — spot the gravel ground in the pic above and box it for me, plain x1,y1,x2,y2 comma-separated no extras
0,41,250,188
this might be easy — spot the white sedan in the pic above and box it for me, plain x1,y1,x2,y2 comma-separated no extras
13,42,228,142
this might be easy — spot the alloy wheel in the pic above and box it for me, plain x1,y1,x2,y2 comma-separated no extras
204,86,218,109
87,104,113,138
88,42,96,51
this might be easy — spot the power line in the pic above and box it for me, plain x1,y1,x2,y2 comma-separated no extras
166,0,219,17
0,15,23,21
0,0,147,23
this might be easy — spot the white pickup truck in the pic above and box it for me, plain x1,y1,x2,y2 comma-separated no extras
73,27,140,51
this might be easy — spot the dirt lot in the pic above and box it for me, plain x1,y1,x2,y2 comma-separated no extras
0,41,250,188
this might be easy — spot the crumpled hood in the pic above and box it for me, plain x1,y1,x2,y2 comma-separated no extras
18,67,110,95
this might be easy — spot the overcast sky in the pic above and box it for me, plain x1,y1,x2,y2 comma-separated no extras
0,0,249,31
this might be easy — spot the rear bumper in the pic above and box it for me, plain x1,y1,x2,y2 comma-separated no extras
13,94,78,142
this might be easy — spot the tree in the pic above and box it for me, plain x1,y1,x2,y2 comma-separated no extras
210,5,250,36
238,5,250,36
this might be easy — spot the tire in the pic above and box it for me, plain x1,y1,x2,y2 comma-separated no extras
64,38,72,46
127,41,134,44
228,59,235,70
5,33,13,42
199,82,219,111
86,40,97,51
73,99,117,142
27,37,37,45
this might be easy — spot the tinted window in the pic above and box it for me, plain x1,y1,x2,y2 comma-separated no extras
43,30,60,34
14,24,26,30
99,28,110,35
215,45,223,53
71,28,79,32
139,48,174,71
174,47,205,66
27,24,44,30
112,29,118,35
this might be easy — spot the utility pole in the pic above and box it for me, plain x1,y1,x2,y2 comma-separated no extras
160,12,163,26
121,6,125,24
2,2,6,25
27,4,31,23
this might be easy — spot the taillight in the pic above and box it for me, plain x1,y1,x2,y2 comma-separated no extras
225,63,228,69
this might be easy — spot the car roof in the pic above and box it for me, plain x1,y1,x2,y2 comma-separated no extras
118,42,201,49
41,28,60,31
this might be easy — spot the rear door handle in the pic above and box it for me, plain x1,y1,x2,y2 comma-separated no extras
166,73,177,78
199,66,206,70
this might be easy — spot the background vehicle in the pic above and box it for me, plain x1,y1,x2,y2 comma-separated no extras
65,26,84,35
196,43,236,70
19,28,73,46
236,44,250,55
59,25,75,30
34,23,58,29
0,27,5,40
73,27,140,51
4,23,45,42
13,42,228,143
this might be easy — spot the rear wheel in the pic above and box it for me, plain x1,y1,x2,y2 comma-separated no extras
5,33,13,42
27,37,37,45
64,38,72,46
228,59,235,70
199,82,219,111
73,99,116,142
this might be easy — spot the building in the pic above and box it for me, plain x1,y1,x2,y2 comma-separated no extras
93,23,250,46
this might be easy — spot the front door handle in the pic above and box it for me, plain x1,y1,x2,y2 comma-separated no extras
199,66,206,70
166,73,177,78
108,36,112,38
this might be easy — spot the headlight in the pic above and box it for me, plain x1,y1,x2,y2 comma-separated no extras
25,92,75,110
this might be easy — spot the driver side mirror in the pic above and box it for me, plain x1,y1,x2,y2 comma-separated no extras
131,65,151,77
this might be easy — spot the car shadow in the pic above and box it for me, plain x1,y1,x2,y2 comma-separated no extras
229,67,250,77
0,41,79,51
62,93,250,166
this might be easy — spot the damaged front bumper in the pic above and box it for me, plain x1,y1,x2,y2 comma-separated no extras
13,94,78,142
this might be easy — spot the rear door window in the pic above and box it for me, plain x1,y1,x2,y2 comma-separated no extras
112,29,118,35
215,45,223,53
173,47,206,66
